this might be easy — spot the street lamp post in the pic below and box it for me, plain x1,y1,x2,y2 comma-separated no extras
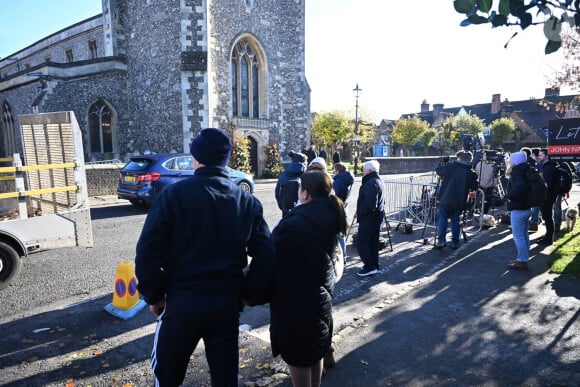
353,83,362,174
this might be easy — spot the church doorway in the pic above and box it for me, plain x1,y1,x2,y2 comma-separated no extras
248,136,258,176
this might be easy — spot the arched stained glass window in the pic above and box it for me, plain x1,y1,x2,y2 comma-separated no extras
1,101,17,158
231,38,263,118
88,100,113,154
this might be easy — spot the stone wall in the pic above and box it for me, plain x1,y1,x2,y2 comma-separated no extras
86,158,445,197
85,163,124,196
0,16,104,77
373,157,447,175
208,0,310,156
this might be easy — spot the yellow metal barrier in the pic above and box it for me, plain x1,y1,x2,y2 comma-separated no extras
0,162,76,173
0,185,78,199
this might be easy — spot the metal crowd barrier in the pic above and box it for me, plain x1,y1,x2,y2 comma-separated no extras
383,173,439,231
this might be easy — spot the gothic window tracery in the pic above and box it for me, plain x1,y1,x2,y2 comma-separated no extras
231,38,263,118
88,100,113,154
1,101,17,158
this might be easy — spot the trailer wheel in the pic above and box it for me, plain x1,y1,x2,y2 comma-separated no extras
0,242,21,291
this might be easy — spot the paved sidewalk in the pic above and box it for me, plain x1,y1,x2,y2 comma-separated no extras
84,183,580,386
308,186,580,386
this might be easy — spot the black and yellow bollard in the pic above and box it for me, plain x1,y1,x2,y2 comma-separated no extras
104,261,147,320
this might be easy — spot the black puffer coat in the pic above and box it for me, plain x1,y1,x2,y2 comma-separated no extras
506,162,531,210
270,197,341,367
436,161,478,210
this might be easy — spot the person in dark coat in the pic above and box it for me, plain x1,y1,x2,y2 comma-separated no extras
355,160,385,276
506,151,532,270
332,150,340,165
306,145,318,164
538,148,559,245
319,148,328,162
333,162,355,259
529,147,543,231
275,151,307,217
135,128,275,387
270,170,347,386
435,150,478,249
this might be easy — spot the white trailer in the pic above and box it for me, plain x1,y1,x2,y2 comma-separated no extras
0,112,93,290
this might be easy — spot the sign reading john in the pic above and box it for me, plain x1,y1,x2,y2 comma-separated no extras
548,118,580,162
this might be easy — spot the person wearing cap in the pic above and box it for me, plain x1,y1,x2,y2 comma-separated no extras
135,128,275,386
505,151,532,270
275,151,307,217
434,150,478,249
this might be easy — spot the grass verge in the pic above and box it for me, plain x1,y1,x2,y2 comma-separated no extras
548,226,580,277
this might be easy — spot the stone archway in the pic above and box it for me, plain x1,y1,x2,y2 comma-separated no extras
235,128,269,177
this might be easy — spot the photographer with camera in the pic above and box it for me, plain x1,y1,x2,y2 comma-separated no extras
435,150,478,249
474,150,497,214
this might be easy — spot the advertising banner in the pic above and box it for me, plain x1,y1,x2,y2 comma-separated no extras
547,118,580,161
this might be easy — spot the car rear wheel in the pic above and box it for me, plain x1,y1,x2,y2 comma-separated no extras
0,241,22,291
129,199,147,207
238,181,251,193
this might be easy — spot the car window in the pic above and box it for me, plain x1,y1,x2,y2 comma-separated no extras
176,156,193,170
123,159,154,172
163,158,176,170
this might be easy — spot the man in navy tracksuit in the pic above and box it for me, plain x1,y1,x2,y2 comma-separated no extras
135,128,275,387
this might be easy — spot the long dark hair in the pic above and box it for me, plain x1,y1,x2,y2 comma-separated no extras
300,170,347,234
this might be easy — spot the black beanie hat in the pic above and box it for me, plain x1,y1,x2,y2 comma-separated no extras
189,128,232,167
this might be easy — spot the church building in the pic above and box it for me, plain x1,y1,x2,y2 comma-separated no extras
0,0,311,175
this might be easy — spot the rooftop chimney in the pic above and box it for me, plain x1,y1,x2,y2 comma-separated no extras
421,99,430,113
501,98,513,116
545,87,560,97
433,103,444,115
491,94,501,114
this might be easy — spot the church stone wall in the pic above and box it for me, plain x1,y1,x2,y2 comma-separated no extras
120,0,186,154
0,16,105,78
42,72,129,159
208,0,310,156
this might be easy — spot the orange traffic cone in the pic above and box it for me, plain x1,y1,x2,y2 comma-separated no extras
104,261,147,320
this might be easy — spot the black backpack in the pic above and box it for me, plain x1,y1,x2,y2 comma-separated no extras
555,162,573,195
280,176,300,211
526,168,547,207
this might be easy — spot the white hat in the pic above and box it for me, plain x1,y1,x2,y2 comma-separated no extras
308,157,327,170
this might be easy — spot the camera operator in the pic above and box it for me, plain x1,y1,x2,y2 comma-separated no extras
474,150,497,214
435,150,478,249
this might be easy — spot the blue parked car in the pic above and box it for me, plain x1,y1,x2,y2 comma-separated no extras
117,153,255,207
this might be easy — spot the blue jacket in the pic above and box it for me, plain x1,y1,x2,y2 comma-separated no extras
135,166,275,306
332,171,354,203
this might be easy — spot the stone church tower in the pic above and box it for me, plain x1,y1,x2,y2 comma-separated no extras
103,0,310,174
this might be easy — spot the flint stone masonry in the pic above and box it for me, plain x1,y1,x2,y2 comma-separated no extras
85,164,124,196
1,0,310,175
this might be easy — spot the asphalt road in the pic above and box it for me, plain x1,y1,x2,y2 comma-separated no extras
0,173,462,386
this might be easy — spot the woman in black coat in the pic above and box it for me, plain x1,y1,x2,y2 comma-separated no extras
270,170,347,386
